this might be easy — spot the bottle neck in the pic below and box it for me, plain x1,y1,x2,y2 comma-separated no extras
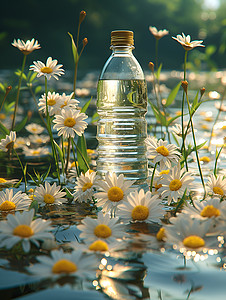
110,45,134,55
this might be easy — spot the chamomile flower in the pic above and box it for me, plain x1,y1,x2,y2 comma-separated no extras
95,172,135,213
117,189,164,224
0,131,16,152
170,123,192,138
27,249,97,280
28,134,50,145
0,188,31,212
73,170,100,203
158,164,194,205
59,92,80,109
136,227,166,250
77,211,126,243
172,32,205,51
0,178,18,189
29,57,64,80
25,123,45,134
0,209,54,253
34,182,67,206
149,26,169,40
53,107,88,138
14,137,29,149
206,174,226,198
147,167,170,193
145,137,181,169
12,38,41,55
22,146,49,157
38,92,62,116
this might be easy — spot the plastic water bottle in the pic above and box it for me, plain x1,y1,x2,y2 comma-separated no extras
96,30,148,189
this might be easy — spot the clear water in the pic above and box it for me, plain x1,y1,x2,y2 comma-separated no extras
96,79,148,188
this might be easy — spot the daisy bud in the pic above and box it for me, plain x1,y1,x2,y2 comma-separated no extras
79,10,86,24
149,62,155,72
6,85,12,93
181,80,188,94
82,38,88,47
200,87,205,97
27,110,32,121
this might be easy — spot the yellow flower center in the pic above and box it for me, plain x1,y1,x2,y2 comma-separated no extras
200,156,210,163
13,224,34,238
108,187,124,202
40,66,53,74
32,150,40,155
87,149,95,155
0,113,6,120
156,146,169,156
0,178,7,183
44,194,55,204
94,224,112,238
60,101,67,108
88,240,109,252
213,186,224,197
64,117,76,128
47,98,56,106
183,235,205,249
131,205,149,221
159,169,170,175
200,205,221,218
52,259,77,274
0,200,16,211
36,138,43,143
155,183,162,191
156,227,165,241
82,182,93,192
169,179,182,191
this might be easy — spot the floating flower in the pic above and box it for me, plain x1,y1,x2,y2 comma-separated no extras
14,137,29,149
38,92,62,116
25,123,45,134
59,92,80,109
0,209,54,253
0,131,16,152
53,107,88,138
0,188,31,212
117,189,164,224
206,174,226,198
158,164,194,205
145,137,181,169
172,32,205,51
22,146,49,157
149,26,169,40
73,170,100,203
12,38,41,55
28,134,50,145
77,211,126,243
34,182,67,206
29,57,64,80
0,178,18,189
95,172,135,213
27,249,97,280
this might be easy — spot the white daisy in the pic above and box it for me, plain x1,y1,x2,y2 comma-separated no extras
0,188,31,212
59,92,80,110
29,57,64,80
0,178,18,189
25,123,45,134
172,32,205,51
149,26,169,40
22,146,49,157
27,249,97,280
145,137,181,169
12,38,41,55
170,123,192,138
73,170,100,203
117,189,165,224
147,167,170,193
158,164,194,205
0,209,54,253
38,92,62,116
14,137,29,149
206,174,226,198
135,227,166,250
53,107,88,138
34,182,67,206
95,172,135,213
77,211,126,243
0,131,16,152
28,134,50,145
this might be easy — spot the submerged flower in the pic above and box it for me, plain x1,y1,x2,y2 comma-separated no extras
12,38,41,55
29,57,64,80
158,164,194,205
149,26,169,40
0,188,31,212
95,172,135,213
0,131,16,152
117,189,164,224
0,209,54,253
23,146,49,157
27,249,97,280
34,182,67,206
25,123,45,134
172,32,205,51
77,211,126,243
38,92,62,116
206,174,226,198
28,134,50,145
53,107,88,138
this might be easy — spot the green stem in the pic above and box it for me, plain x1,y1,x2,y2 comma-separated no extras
13,148,27,193
150,163,157,192
214,145,224,176
71,137,79,176
65,137,71,174
11,55,27,130
71,138,90,171
155,39,159,71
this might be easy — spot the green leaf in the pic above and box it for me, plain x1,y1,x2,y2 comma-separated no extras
149,102,166,126
35,86,42,94
53,140,64,168
165,82,181,107
29,72,37,82
68,32,79,64
191,90,199,113
155,63,162,80
206,45,216,57
15,70,27,81
81,97,92,113
166,114,181,126
171,132,180,147
0,121,9,135
41,165,51,181
91,112,99,123
76,134,89,174
0,83,6,92
196,140,207,150
14,116,28,132
29,200,39,215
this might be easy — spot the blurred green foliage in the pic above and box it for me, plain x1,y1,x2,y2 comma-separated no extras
0,0,226,71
